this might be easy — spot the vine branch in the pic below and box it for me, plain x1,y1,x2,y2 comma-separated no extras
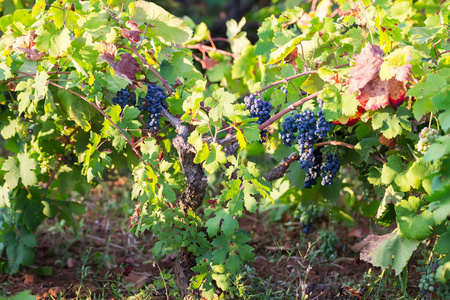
316,141,355,149
184,44,239,58
258,91,321,131
259,63,349,93
263,152,298,182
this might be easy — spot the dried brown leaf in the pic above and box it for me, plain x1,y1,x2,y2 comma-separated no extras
348,44,384,93
379,134,396,149
124,271,150,289
359,232,394,262
200,56,218,69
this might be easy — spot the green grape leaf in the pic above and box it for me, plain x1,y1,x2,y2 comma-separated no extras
243,181,258,213
424,135,450,162
2,153,37,189
376,186,404,219
0,117,19,139
232,45,257,83
34,71,49,101
0,61,13,80
396,197,450,240
207,88,237,121
205,208,238,237
0,185,10,208
360,231,419,276
267,36,303,65
321,85,358,120
129,1,192,45
381,156,403,185
211,273,230,291
225,254,242,274
433,227,450,255
372,107,411,139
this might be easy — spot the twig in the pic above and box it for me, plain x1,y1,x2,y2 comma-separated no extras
263,152,299,182
258,91,321,131
260,70,317,93
48,81,144,163
106,8,121,27
259,63,349,93
370,153,386,164
428,50,450,63
44,157,63,189
155,262,170,300
184,44,239,58
85,234,125,250
315,141,355,149
136,23,150,51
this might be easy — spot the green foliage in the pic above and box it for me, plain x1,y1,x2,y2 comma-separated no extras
0,0,449,298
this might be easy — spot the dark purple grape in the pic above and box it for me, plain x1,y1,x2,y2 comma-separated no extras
320,153,340,186
244,94,272,142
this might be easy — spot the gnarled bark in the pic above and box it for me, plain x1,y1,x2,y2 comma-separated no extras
162,109,208,299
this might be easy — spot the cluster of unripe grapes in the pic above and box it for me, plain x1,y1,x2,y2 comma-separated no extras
417,256,450,299
8,100,34,140
244,94,272,142
417,127,440,154
112,83,168,132
318,230,339,259
293,204,324,234
280,99,339,188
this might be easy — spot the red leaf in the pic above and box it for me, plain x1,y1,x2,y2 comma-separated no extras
121,28,141,42
114,53,141,81
348,43,384,93
357,77,406,111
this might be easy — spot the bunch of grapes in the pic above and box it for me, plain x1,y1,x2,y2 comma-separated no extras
303,149,323,188
139,83,168,132
112,88,136,109
320,153,341,186
293,204,324,234
417,256,450,300
417,127,440,154
319,230,339,259
315,109,332,139
280,114,300,147
244,94,272,142
8,100,19,116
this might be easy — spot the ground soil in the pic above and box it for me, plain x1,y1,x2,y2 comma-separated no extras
0,178,425,300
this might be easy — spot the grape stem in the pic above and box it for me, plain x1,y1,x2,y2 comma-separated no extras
47,81,145,163
258,91,321,131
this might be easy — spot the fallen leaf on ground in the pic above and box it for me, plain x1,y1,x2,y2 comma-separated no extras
124,271,150,289
24,274,36,284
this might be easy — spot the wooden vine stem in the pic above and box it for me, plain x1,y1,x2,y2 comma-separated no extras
258,91,321,131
